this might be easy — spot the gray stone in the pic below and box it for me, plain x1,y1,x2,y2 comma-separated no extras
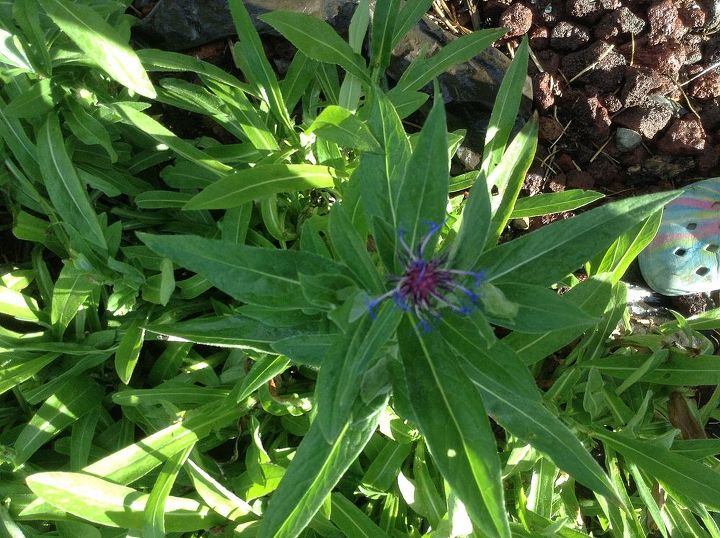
133,0,532,109
615,127,642,152
134,0,359,50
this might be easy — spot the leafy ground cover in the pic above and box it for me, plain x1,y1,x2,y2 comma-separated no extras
1,1,720,537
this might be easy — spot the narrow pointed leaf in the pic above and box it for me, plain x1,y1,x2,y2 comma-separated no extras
440,318,619,503
259,11,370,83
258,395,387,538
138,233,346,309
592,428,720,510
398,318,510,538
39,0,155,97
37,113,107,249
26,472,219,531
476,191,679,286
186,164,338,209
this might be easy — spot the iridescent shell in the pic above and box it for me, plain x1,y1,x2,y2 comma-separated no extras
638,178,720,296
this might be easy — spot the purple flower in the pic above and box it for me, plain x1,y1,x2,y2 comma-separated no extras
367,222,485,329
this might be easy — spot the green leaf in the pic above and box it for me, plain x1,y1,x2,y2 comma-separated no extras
395,87,448,251
26,472,219,530
392,0,434,47
582,353,720,385
114,318,145,385
230,355,291,403
138,48,250,91
0,94,40,179
37,113,107,250
488,115,538,243
306,106,382,152
111,102,231,176
503,275,614,365
143,444,194,538
591,210,662,283
280,51,317,111
328,202,384,293
138,233,346,309
511,190,605,218
228,0,292,130
146,315,306,353
0,285,40,322
317,305,401,440
330,493,390,537
259,11,370,84
185,459,255,522
258,394,388,538
38,0,155,97
476,191,679,286
357,90,411,267
439,319,619,504
397,318,510,538
14,377,104,465
186,164,339,209
370,0,400,74
63,99,118,163
489,283,597,333
480,36,529,178
592,428,720,510
51,264,96,336
392,28,505,95
4,78,56,118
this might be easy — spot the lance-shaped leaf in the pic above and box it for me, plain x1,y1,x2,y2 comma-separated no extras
185,164,339,209
397,318,510,538
476,191,679,286
592,428,720,510
258,394,388,538
259,11,370,83
316,304,401,441
138,233,346,309
440,317,619,504
395,86,449,253
26,472,219,531
39,0,155,98
37,113,107,250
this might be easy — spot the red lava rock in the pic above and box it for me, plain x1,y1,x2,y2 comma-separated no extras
648,0,680,45
656,116,707,155
570,95,611,138
530,26,550,50
566,170,595,189
555,153,576,171
614,103,674,139
678,0,707,28
594,7,645,42
561,41,627,91
546,173,567,191
684,33,703,64
690,71,720,100
600,93,622,113
587,157,622,186
700,99,720,131
621,66,664,107
551,21,591,51
567,0,620,22
533,72,559,109
698,143,720,173
499,3,533,37
536,49,561,73
539,115,565,141
633,40,687,78
523,167,545,195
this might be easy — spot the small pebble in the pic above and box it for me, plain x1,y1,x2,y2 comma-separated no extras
615,128,643,152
